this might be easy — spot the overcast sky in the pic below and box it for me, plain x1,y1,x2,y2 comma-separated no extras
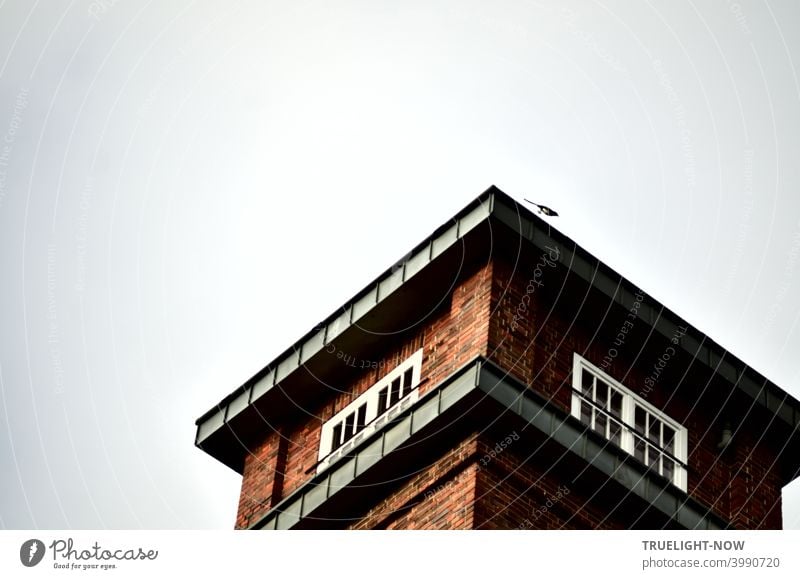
1,0,800,529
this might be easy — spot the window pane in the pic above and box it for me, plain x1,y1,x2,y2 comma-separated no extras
663,458,675,482
356,404,367,432
648,416,661,444
582,369,593,395
377,388,388,415
609,419,621,445
648,448,661,471
343,413,355,441
595,379,608,406
331,424,342,452
389,377,401,405
402,368,414,397
634,437,646,462
635,406,646,435
662,425,675,454
581,401,592,427
595,412,607,436
610,390,622,418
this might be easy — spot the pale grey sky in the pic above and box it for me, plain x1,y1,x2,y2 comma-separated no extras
1,0,800,529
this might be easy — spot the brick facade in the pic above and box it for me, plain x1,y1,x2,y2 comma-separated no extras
482,249,786,528
349,435,480,530
232,242,789,529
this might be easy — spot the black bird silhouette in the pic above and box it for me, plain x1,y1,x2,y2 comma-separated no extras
523,199,559,217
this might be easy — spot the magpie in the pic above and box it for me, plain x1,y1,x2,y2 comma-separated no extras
523,199,559,217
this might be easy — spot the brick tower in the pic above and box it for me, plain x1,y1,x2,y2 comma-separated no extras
195,186,800,529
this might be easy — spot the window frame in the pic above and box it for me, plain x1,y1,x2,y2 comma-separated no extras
317,349,423,472
570,353,688,491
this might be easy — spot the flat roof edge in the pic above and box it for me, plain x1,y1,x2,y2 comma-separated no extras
196,186,800,463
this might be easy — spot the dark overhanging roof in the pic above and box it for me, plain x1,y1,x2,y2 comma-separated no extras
250,357,727,530
195,185,800,475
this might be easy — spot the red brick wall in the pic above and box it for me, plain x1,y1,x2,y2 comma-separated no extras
235,428,286,529
351,430,661,530
350,435,480,530
473,438,614,530
727,431,783,529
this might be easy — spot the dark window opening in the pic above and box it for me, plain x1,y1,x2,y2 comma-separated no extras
402,368,414,397
356,404,367,432
377,388,388,415
389,377,401,405
343,412,355,442
331,424,342,453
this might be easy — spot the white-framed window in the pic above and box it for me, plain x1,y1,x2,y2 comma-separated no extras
570,354,688,491
317,349,423,472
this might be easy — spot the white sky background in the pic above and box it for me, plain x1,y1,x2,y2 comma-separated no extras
1,0,800,529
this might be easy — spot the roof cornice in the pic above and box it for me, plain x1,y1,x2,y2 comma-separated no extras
195,185,800,474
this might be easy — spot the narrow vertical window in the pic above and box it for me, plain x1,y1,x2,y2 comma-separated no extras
389,377,401,405
356,404,367,433
331,423,343,453
343,412,355,441
582,369,593,395
377,388,388,415
402,368,414,397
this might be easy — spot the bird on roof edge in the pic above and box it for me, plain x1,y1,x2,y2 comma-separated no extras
523,199,559,217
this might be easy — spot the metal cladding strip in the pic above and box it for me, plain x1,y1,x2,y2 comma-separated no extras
196,197,494,445
490,195,800,433
475,361,726,530
250,356,723,530
249,362,482,530
195,409,224,446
